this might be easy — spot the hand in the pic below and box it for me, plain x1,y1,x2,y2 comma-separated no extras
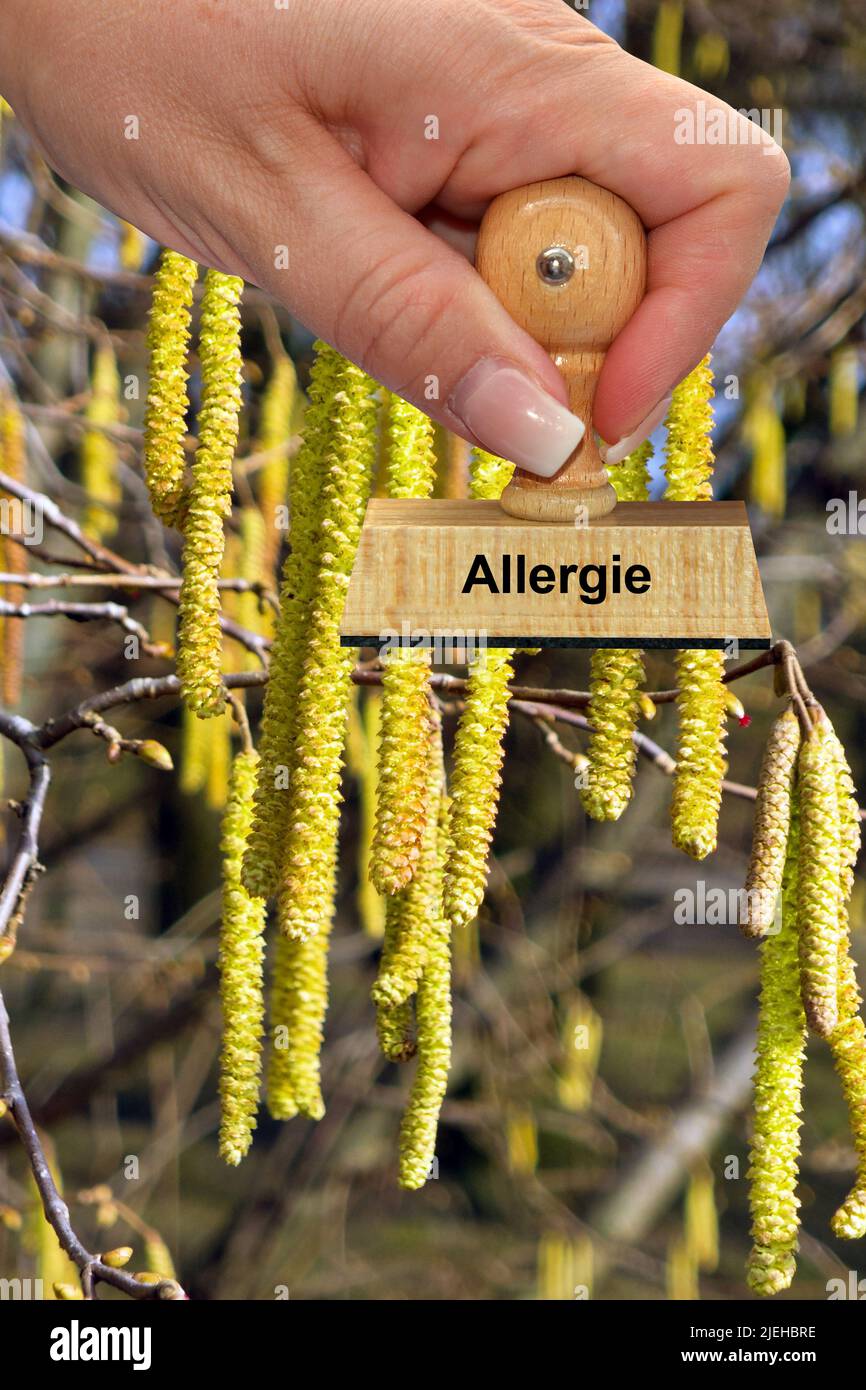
0,0,789,474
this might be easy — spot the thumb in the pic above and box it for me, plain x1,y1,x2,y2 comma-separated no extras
245,140,585,479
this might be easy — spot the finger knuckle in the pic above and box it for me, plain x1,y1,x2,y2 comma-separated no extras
335,252,460,389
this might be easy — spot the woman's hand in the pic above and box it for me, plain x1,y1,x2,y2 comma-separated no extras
0,0,789,474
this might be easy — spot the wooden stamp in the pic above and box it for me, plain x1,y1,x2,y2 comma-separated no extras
340,177,771,651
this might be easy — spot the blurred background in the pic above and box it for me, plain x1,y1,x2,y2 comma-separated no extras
1,0,865,1300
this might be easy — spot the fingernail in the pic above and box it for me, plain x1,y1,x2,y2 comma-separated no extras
599,394,672,467
449,359,585,478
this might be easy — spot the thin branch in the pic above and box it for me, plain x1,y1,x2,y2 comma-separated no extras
0,987,184,1300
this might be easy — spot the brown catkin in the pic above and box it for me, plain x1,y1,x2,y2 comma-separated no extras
741,706,801,937
797,716,841,1037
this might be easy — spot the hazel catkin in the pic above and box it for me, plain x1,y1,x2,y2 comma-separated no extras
275,359,377,941
670,649,728,860
218,750,267,1164
81,344,122,541
176,269,244,717
741,706,801,937
143,250,198,528
581,647,644,821
370,649,434,893
797,716,841,1037
746,799,806,1296
398,764,452,1189
443,649,513,929
664,357,727,859
242,343,343,899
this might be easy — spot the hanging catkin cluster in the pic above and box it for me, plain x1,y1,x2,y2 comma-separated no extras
665,357,729,859
744,702,865,1292
240,346,376,1124
144,253,245,717
582,440,653,821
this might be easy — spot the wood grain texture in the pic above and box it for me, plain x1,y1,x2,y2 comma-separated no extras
475,177,646,521
340,499,771,648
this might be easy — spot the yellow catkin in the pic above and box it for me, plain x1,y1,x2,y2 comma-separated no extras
235,504,269,665
266,867,335,1122
398,781,452,1189
684,1162,719,1272
666,1235,699,1301
744,379,786,519
258,354,303,577
176,269,244,717
469,447,514,500
829,344,859,438
671,649,728,860
373,713,444,1061
443,649,513,928
242,343,345,898
652,0,683,75
218,750,267,1165
370,649,434,893
506,1105,538,1175
693,31,730,80
665,359,727,858
275,360,377,940
441,446,516,929
0,392,27,705
205,706,233,811
829,954,866,1238
797,717,841,1037
742,706,801,937
143,250,198,527
582,442,650,821
118,220,146,271
747,799,806,1296
142,1231,176,1281
537,1232,593,1301
664,356,715,503
556,998,602,1112
384,392,437,499
81,344,122,540
582,647,644,821
346,689,386,938
824,728,866,1234
369,393,437,890
178,703,207,794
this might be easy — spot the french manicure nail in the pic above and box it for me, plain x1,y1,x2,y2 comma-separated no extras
449,358,585,478
599,394,672,467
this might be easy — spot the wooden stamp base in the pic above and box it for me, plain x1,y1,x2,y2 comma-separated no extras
339,499,771,651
